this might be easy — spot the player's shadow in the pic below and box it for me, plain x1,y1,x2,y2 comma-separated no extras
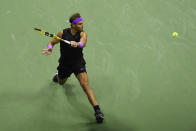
63,83,137,131
68,113,137,131
63,83,92,120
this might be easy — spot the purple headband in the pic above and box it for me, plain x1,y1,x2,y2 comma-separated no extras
72,17,83,24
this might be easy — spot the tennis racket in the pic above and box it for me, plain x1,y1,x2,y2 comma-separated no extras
33,28,71,44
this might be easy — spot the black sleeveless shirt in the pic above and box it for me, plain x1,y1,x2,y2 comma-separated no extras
59,28,84,63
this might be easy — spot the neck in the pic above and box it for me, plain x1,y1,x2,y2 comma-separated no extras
70,27,78,35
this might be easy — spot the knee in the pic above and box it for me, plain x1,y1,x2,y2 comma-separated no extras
80,82,90,91
80,81,88,87
59,81,65,85
58,78,66,85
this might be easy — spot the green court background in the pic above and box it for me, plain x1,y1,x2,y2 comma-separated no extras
1,0,196,131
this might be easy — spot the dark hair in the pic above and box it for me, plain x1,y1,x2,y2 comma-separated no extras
69,13,81,24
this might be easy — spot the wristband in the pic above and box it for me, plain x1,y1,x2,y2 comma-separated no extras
78,42,84,48
47,44,53,49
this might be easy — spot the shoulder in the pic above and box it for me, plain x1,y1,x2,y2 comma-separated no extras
80,31,87,37
63,28,70,33
58,28,70,37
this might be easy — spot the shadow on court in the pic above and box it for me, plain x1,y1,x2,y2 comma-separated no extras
63,83,137,131
0,81,137,131
63,83,92,120
67,114,137,131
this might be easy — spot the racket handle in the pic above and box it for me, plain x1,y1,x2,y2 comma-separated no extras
63,40,71,44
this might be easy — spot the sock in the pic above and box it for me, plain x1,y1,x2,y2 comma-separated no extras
93,104,100,112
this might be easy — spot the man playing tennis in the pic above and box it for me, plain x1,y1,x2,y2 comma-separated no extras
42,13,104,123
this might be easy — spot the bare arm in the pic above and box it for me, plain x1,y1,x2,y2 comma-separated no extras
70,32,87,48
48,31,63,47
42,31,63,56
79,32,87,47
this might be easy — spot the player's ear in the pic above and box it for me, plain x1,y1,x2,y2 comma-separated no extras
72,24,75,27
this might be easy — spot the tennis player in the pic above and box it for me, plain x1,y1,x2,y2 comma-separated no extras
42,13,104,123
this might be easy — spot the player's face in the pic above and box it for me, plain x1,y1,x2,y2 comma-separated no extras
75,21,84,31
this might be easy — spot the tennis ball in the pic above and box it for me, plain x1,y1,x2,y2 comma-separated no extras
172,32,178,37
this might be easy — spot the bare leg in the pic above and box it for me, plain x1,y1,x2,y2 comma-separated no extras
76,72,98,106
76,72,104,123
